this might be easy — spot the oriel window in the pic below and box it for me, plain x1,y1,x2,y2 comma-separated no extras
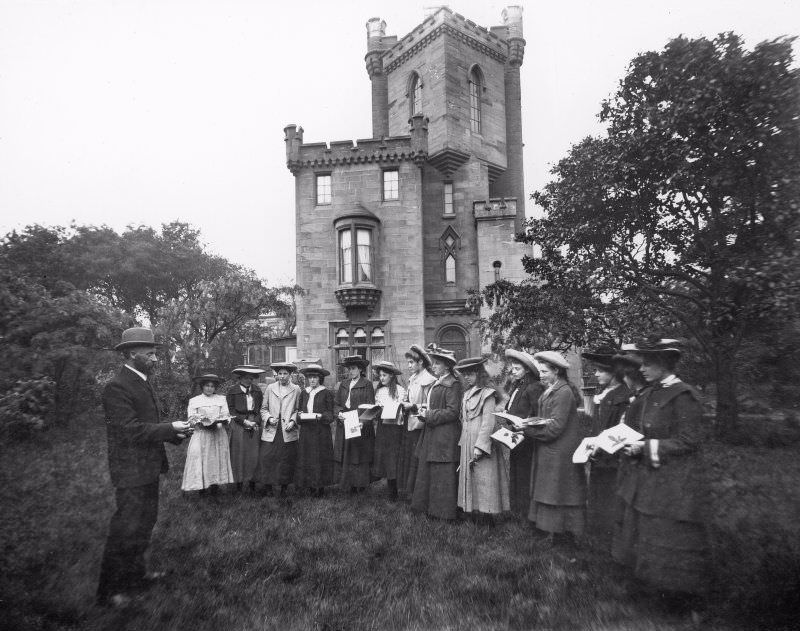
338,227,373,284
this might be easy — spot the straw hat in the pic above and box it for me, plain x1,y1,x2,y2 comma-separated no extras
299,363,330,377
629,337,682,359
426,344,457,366
270,362,298,373
232,364,266,376
404,344,431,368
372,360,402,375
454,356,487,372
114,327,160,351
193,372,222,384
504,349,539,377
533,350,570,370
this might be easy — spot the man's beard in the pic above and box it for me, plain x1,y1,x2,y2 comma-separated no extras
133,355,154,375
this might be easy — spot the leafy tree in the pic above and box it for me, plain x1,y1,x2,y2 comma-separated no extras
484,34,800,430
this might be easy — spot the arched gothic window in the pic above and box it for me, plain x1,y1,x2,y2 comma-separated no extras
409,72,422,115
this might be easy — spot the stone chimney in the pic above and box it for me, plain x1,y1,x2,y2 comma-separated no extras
365,18,389,138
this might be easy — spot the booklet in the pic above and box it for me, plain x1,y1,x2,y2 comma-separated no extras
490,427,526,449
380,401,401,420
594,422,644,454
492,412,551,430
357,404,383,422
342,410,362,439
572,437,597,463
298,412,318,421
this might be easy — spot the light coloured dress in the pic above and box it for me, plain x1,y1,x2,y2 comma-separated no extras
181,393,234,491
457,386,510,514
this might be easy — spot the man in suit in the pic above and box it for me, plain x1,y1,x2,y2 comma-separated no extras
96,327,191,608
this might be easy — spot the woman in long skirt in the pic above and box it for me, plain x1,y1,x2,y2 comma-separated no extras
524,351,586,546
182,373,234,494
411,345,462,521
581,344,631,541
613,338,709,606
501,349,545,518
399,345,436,501
295,363,335,496
334,355,375,493
371,360,407,500
257,362,301,497
226,364,265,493
455,357,509,524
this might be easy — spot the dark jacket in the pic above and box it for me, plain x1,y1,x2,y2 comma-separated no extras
103,367,180,488
591,382,632,435
505,375,545,419
618,381,706,522
416,373,463,463
226,384,264,425
333,376,375,465
523,381,586,506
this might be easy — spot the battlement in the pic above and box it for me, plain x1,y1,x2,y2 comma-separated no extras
382,7,510,73
473,197,518,221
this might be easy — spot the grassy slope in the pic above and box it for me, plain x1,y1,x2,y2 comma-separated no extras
1,427,749,631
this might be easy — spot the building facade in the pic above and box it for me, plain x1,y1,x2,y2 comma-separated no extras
286,6,531,378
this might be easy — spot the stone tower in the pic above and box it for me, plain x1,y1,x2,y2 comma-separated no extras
286,7,530,376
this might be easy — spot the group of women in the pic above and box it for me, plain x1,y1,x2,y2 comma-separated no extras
179,337,709,605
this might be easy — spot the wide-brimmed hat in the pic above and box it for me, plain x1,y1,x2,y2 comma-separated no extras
193,372,223,384
611,353,642,369
454,356,487,373
426,344,457,366
372,360,402,375
270,362,298,373
582,343,619,370
404,344,431,368
339,355,369,369
232,364,266,376
114,327,160,351
533,350,570,370
504,349,539,377
629,337,682,359
299,363,330,378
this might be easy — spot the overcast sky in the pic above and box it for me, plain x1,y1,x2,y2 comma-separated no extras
1,0,797,285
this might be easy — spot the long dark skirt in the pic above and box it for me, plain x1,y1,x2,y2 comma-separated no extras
411,460,458,521
612,503,708,594
528,502,586,535
397,428,422,500
229,420,260,483
587,465,618,542
373,423,402,481
295,425,334,489
256,430,298,486
508,440,534,517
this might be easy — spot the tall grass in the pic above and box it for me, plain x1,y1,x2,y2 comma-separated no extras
0,424,776,630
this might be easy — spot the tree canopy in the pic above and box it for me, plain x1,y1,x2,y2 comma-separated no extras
482,33,800,429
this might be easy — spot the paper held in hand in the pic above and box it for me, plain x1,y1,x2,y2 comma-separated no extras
299,412,318,421
342,410,361,439
491,427,525,449
572,422,644,463
380,400,401,420
492,411,551,430
357,404,383,422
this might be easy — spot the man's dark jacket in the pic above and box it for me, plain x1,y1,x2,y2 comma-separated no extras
103,367,178,488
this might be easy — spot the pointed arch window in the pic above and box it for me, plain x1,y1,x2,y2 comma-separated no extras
409,72,423,115
440,226,460,285
468,66,484,133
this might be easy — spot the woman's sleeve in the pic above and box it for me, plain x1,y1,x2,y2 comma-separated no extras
320,390,335,425
426,382,462,427
226,391,242,421
474,392,497,454
333,383,346,416
260,393,272,423
524,383,543,416
644,391,703,465
523,388,572,442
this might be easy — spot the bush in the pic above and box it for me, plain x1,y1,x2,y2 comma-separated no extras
704,441,800,626
0,376,55,438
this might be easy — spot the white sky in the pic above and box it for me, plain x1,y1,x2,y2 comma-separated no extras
1,0,798,285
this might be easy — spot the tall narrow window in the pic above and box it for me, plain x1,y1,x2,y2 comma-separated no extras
382,169,399,200
410,73,422,115
316,174,332,205
445,255,456,283
339,229,353,283
356,229,372,282
443,182,454,216
338,226,374,284
469,66,483,133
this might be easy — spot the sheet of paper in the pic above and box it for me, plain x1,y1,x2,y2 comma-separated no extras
342,410,361,439
493,411,550,430
299,412,317,421
380,401,401,420
572,437,597,463
490,427,525,449
595,422,644,454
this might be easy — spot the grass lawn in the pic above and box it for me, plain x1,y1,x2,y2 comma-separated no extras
1,425,746,631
